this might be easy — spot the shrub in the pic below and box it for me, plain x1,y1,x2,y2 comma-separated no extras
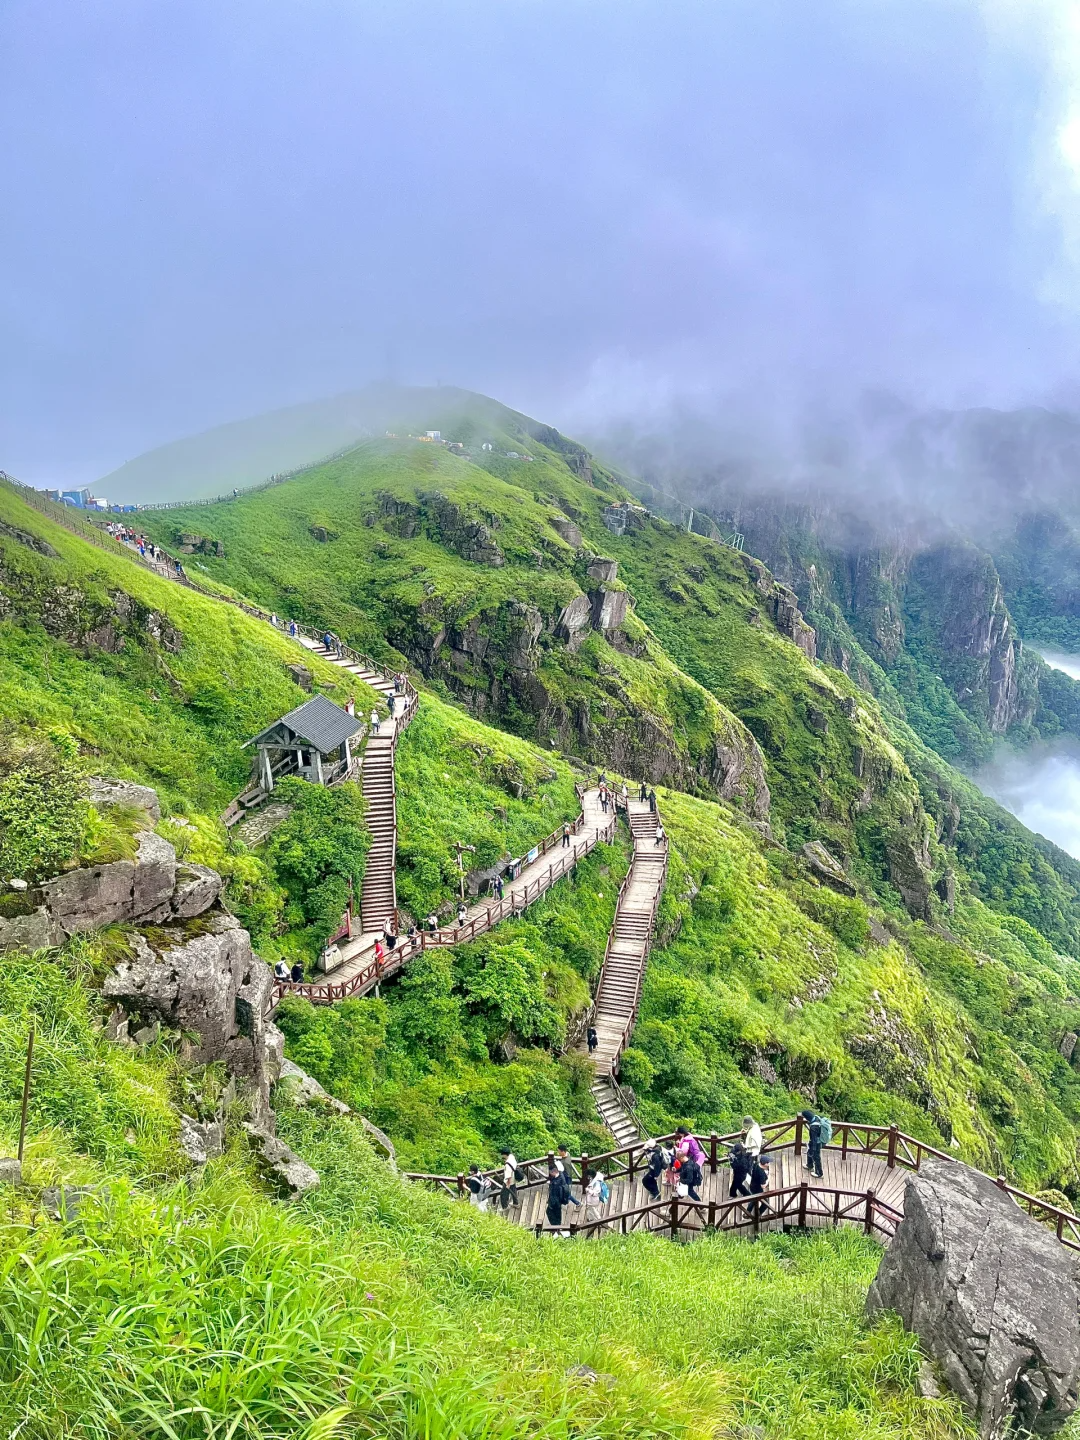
0,732,89,881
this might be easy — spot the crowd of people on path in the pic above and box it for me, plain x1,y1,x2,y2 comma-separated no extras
461,1107,836,1237
105,522,187,577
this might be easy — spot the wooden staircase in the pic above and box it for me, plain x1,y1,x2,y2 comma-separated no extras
591,1077,643,1148
589,800,667,1078
306,646,411,933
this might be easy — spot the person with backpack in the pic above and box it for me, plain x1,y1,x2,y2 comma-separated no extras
562,821,571,847
466,1164,492,1213
585,1170,610,1224
643,1140,665,1200
680,1152,703,1201
587,1025,598,1054
675,1126,705,1170
500,1148,521,1209
801,1109,825,1179
728,1141,753,1200
741,1115,763,1159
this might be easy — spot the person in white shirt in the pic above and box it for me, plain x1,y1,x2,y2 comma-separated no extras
500,1148,520,1209
370,708,380,735
742,1115,763,1158
584,1170,607,1224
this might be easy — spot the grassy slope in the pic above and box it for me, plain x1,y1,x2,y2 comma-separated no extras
0,484,369,814
0,944,972,1440
141,437,769,810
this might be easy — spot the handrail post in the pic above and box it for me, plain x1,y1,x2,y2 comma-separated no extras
709,1132,718,1174
798,1181,808,1228
628,1146,636,1183
794,1112,804,1157
864,1189,876,1235
887,1124,898,1170
457,1172,465,1198
580,1152,589,1190
669,1196,678,1240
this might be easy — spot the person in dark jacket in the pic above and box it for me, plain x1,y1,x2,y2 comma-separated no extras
546,1165,564,1229
748,1154,771,1218
728,1142,752,1199
802,1109,824,1178
639,781,648,802
643,1140,665,1199
680,1154,703,1201
648,789,658,813
556,1146,580,1207
587,1025,598,1053
289,962,304,984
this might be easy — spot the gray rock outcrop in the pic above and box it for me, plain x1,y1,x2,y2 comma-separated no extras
867,1157,1080,1438
243,1123,320,1199
102,909,277,1123
170,863,223,919
801,841,857,896
276,1056,350,1114
179,1113,224,1164
88,778,161,822
40,829,177,937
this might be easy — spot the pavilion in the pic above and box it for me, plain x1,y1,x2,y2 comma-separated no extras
243,693,363,792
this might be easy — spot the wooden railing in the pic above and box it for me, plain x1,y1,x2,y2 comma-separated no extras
271,802,617,1008
406,1114,1080,1253
531,1184,904,1244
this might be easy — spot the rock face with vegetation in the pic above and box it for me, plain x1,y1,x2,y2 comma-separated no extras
868,1157,1080,1438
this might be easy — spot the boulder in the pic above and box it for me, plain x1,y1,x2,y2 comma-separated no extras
550,515,583,548
1060,1032,1078,1064
590,587,629,633
0,905,62,955
276,1057,350,1114
171,863,223,919
0,1158,22,1186
102,910,277,1123
801,841,857,896
587,558,618,583
179,1113,224,1164
40,1185,100,1221
88,778,161,822
286,662,313,691
556,593,592,651
867,1157,1080,1437
886,832,934,921
243,1123,320,1200
41,830,177,935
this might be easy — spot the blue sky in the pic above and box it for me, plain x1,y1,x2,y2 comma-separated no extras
3,0,1080,484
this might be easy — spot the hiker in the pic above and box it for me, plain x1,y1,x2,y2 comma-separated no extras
370,708,380,735
748,1154,771,1219
500,1148,521,1209
802,1109,824,1179
273,960,290,982
648,789,658,814
680,1152,702,1201
386,692,396,719
373,938,385,965
562,822,571,848
742,1115,763,1158
289,962,304,984
323,631,333,651
457,901,468,928
426,913,439,933
466,1164,491,1213
587,1025,598,1054
384,925,397,951
728,1142,753,1200
655,822,665,846
345,696,355,716
270,612,278,628
620,783,628,810
555,1146,580,1207
546,1165,565,1230
643,1140,665,1200
639,781,648,802
289,619,298,637
675,1126,705,1170
585,1170,609,1224
494,873,504,901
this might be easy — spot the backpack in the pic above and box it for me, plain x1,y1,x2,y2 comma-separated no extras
818,1115,833,1146
599,1179,610,1203
514,1165,524,1183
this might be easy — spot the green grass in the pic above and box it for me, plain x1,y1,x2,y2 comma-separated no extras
0,940,976,1440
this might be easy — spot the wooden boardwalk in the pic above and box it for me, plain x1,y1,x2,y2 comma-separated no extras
505,1144,907,1240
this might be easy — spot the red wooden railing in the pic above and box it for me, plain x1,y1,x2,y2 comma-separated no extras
271,803,617,1008
406,1114,1080,1253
